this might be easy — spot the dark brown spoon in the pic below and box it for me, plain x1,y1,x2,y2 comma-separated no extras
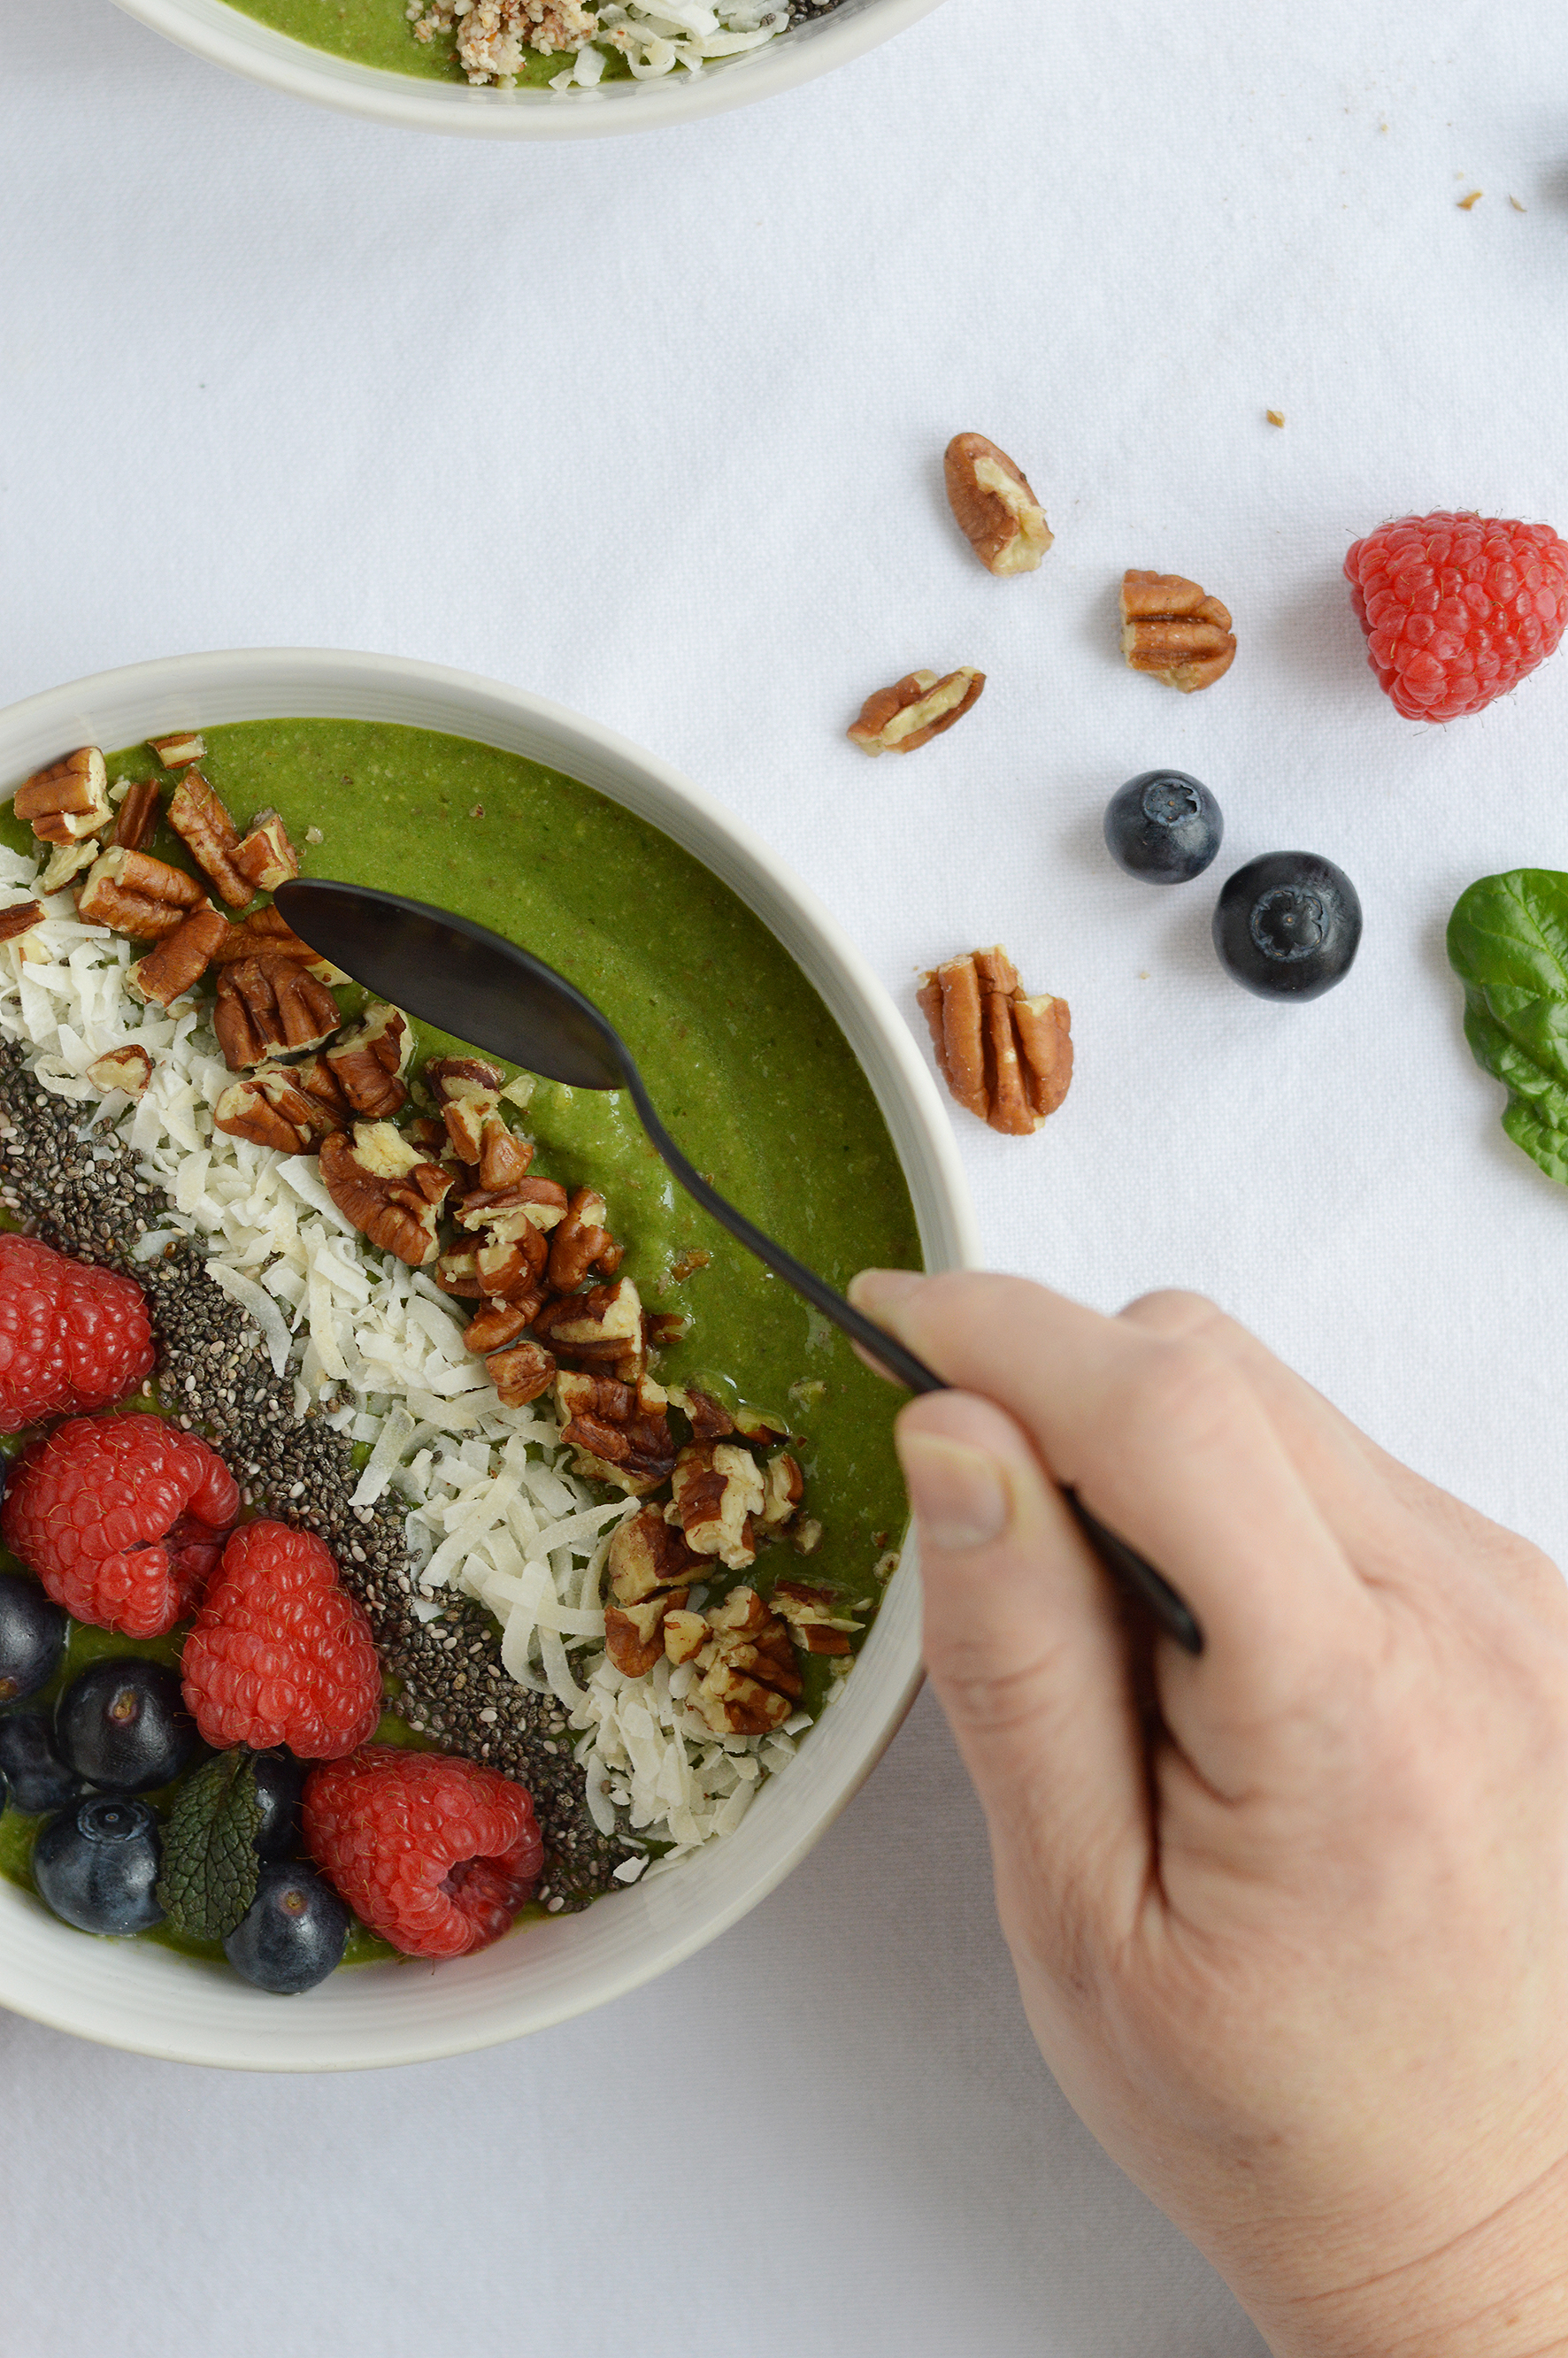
275,879,1203,1655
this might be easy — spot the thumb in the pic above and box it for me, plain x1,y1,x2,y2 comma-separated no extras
897,1389,1150,1946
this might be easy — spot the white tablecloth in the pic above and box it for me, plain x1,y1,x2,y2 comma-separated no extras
5,1,1568,2347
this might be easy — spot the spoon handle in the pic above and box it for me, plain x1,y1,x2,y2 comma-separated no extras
623,1071,1203,1655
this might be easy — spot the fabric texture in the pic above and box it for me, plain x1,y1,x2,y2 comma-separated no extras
4,0,1566,2348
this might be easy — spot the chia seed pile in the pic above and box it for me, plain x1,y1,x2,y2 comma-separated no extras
0,1037,628,1913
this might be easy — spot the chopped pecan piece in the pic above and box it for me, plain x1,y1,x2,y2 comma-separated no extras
557,1368,676,1494
918,945,1072,1137
1120,570,1236,692
325,1002,411,1118
213,957,341,1071
111,779,162,854
733,1407,791,1447
39,840,102,894
547,1187,623,1293
77,848,204,941
944,432,1053,576
770,1578,860,1656
0,900,43,947
319,1123,453,1266
686,1587,802,1735
465,1301,532,1355
126,904,228,1008
231,810,299,895
459,1175,569,1240
485,1339,557,1408
667,1440,765,1571
209,906,338,979
668,1386,735,1441
607,1502,702,1607
15,748,111,845
213,1057,350,1154
426,1057,505,1164
605,1587,691,1679
148,731,204,769
478,1115,533,1189
474,1223,548,1307
662,1609,709,1667
848,668,984,757
759,1450,804,1528
86,1044,152,1098
167,771,252,907
533,1277,646,1382
435,1248,483,1299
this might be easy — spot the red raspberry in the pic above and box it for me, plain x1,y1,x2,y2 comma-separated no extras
181,1520,382,1758
303,1747,543,1959
0,1235,155,1428
1344,511,1568,722
1,1413,240,1639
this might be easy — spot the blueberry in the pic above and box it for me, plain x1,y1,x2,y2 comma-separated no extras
1104,769,1224,884
33,1793,165,1936
250,1750,308,1861
0,1709,87,1815
0,1575,68,1706
1212,852,1363,1001
224,1860,350,1994
55,1660,199,1793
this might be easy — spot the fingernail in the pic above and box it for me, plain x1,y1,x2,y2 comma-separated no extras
897,1431,1010,1551
849,1267,925,1314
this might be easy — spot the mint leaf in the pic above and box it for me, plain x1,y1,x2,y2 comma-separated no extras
1449,870,1568,1187
155,1750,264,1941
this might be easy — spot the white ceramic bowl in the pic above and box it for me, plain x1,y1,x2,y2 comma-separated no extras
108,0,946,139
0,648,975,2070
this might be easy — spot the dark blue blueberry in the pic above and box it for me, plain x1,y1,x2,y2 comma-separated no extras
0,1574,68,1706
1103,769,1224,884
55,1660,199,1793
223,1861,350,1994
0,1709,88,1815
1213,851,1363,1001
33,1793,165,1935
250,1750,308,1861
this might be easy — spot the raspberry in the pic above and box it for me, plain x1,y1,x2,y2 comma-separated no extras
0,1235,155,1429
303,1747,543,1959
1,1414,240,1640
181,1521,382,1758
1344,511,1568,722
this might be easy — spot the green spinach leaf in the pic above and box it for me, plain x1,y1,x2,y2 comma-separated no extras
1448,869,1568,1185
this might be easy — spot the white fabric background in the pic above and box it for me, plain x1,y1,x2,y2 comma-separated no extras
4,1,1568,2349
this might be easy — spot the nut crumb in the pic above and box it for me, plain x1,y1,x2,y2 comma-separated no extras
1510,194,1527,212
1265,409,1286,428
304,826,324,845
1457,189,1482,210
469,804,486,819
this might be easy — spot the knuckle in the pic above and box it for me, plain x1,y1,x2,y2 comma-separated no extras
1105,1332,1249,1457
1118,1287,1230,1341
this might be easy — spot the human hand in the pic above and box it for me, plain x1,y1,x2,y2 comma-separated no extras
850,1270,1568,2358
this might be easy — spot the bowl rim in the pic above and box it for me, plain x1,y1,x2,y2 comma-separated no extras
105,0,949,140
0,647,979,2068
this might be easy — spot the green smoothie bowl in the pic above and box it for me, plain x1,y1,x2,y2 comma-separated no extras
109,0,946,138
0,649,973,2070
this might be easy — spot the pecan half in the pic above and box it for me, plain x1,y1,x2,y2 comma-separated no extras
14,748,111,845
686,1587,803,1735
945,433,1053,576
667,1440,765,1571
1120,570,1236,692
547,1187,623,1293
533,1277,646,1382
213,957,341,1071
918,945,1072,1137
848,668,984,757
556,1368,676,1494
167,771,252,907
77,847,205,941
426,1057,505,1164
0,900,43,947
86,1044,152,1098
214,1057,350,1153
608,1502,703,1607
319,1123,452,1266
209,906,338,979
326,1002,411,1119
126,904,228,1008
112,779,162,854
232,810,300,895
770,1578,860,1656
148,731,204,769
485,1339,557,1407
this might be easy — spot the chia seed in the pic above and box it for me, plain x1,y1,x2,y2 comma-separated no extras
0,1037,626,1911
